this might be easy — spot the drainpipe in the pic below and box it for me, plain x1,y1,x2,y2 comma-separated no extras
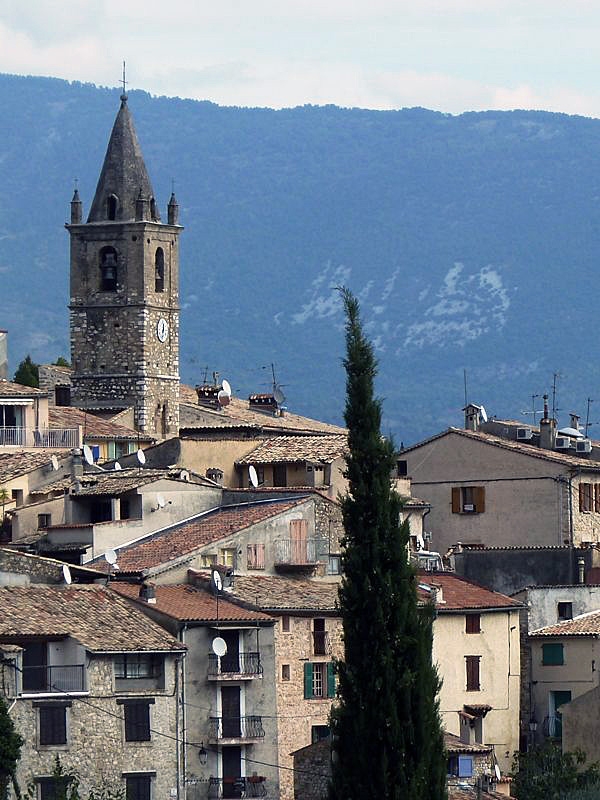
180,624,189,800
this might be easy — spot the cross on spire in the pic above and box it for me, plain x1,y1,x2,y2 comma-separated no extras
120,61,128,102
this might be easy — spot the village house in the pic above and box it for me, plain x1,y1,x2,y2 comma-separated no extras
0,583,185,800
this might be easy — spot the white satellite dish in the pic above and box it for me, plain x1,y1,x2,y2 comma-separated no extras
494,764,501,781
105,549,118,566
83,444,94,465
62,564,72,585
274,386,286,405
480,405,488,423
217,390,231,407
249,465,259,488
221,379,231,396
211,569,223,592
212,637,227,657
137,449,146,465
157,494,166,509
114,461,122,471
51,455,59,471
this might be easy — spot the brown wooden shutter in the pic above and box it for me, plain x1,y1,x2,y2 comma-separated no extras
452,488,461,513
579,483,585,512
474,486,485,513
595,485,600,513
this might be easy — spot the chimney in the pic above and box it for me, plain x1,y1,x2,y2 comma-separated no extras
463,404,480,432
70,448,84,480
539,394,556,449
570,413,580,433
139,583,157,604
578,557,586,585
206,467,224,486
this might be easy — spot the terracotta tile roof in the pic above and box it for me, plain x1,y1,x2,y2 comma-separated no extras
179,386,346,435
403,426,600,471
192,571,341,612
113,582,274,623
0,450,67,482
530,609,600,637
49,407,154,442
93,499,305,572
71,469,178,496
236,434,347,465
0,379,46,397
0,585,185,653
0,548,106,581
418,572,523,611
444,732,492,754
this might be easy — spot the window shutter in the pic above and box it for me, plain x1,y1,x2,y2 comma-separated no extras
474,486,485,513
579,483,585,512
327,662,336,698
304,662,313,699
451,488,461,513
595,485,600,513
458,756,473,778
542,643,564,666
257,542,265,568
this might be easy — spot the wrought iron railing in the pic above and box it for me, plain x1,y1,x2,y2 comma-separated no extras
22,664,85,693
0,427,80,448
312,631,331,656
543,714,563,739
207,652,262,677
274,538,318,565
208,715,265,740
207,777,267,799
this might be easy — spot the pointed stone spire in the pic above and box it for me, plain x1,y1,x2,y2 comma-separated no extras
87,96,160,223
167,192,179,225
70,187,82,224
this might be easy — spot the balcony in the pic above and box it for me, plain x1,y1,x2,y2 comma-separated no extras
208,715,265,743
22,664,85,694
0,427,80,448
274,539,319,572
207,652,263,680
543,714,563,740
312,631,331,656
207,777,267,799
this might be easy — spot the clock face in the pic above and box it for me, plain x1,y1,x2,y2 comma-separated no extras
157,318,169,343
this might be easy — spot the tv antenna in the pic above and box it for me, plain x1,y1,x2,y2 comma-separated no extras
463,369,468,408
521,394,541,425
120,61,128,97
552,372,561,419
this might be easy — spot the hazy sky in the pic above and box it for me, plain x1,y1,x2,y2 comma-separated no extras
1,0,599,115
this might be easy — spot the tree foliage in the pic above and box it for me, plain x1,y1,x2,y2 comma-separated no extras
52,357,71,368
0,696,24,800
512,742,600,800
329,289,447,800
23,756,125,800
13,355,39,388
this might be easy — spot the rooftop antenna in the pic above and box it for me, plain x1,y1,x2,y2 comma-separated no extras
521,394,540,425
120,60,128,100
463,369,468,408
586,398,595,437
202,366,209,384
552,372,561,420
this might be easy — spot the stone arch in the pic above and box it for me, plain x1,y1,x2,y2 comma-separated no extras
155,247,165,292
106,194,119,221
99,246,118,291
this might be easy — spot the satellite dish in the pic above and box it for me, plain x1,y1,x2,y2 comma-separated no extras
221,379,231,396
83,444,94,465
137,449,146,465
212,637,227,657
62,564,72,585
114,461,122,471
494,764,501,781
157,494,166,508
480,405,488,423
105,549,118,566
274,386,286,405
211,569,223,592
51,455,59,471
249,465,259,488
217,390,231,407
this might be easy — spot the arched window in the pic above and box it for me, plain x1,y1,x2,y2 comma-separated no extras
106,194,119,221
155,248,165,292
99,247,118,291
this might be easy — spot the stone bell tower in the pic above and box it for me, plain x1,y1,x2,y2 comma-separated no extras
67,92,182,436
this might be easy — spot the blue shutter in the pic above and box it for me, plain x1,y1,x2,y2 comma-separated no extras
458,756,473,778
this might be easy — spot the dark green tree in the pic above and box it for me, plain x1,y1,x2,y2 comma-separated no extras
13,356,39,388
329,289,446,800
52,357,71,368
0,696,24,800
512,742,600,800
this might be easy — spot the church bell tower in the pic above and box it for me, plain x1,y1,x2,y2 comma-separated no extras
67,92,182,436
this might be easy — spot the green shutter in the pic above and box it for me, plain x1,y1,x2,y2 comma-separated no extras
304,662,313,699
327,662,336,698
542,643,564,665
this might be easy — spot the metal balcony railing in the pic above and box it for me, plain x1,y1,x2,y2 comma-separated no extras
208,715,265,741
22,664,85,693
207,652,263,678
0,427,80,448
274,538,318,566
312,630,331,656
543,714,563,739
207,777,267,799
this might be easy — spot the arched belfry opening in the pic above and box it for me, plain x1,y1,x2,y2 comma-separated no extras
106,194,119,221
155,248,165,292
99,246,118,291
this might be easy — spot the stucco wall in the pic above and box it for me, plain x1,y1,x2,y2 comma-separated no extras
562,684,600,764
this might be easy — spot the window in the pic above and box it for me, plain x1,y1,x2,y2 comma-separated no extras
580,483,594,512
327,555,341,575
154,248,165,292
106,194,118,221
37,513,51,530
452,486,485,514
38,777,73,800
281,615,291,633
281,664,290,681
311,725,330,743
313,619,328,655
125,774,152,800
201,554,217,567
465,656,480,691
115,654,162,680
99,247,118,291
120,699,153,742
596,485,600,513
396,460,408,477
247,543,265,570
273,464,287,487
304,662,336,699
447,755,473,778
38,703,68,745
220,548,236,568
542,643,564,666
557,602,573,622
54,386,71,406
465,614,481,634
11,489,23,507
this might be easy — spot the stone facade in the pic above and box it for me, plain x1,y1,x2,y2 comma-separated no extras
67,98,182,436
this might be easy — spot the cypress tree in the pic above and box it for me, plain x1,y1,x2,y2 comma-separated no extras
0,696,23,800
13,355,39,388
330,289,447,800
